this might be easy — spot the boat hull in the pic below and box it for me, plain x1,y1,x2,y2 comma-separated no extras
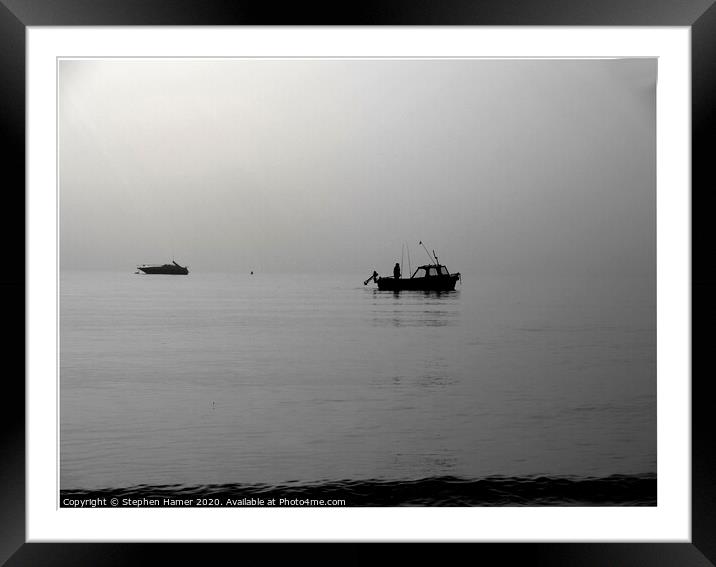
376,274,459,291
137,265,189,275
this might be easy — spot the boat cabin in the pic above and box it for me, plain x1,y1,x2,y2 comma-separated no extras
411,264,451,278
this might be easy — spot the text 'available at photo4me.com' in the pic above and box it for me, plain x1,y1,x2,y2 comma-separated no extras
61,496,348,508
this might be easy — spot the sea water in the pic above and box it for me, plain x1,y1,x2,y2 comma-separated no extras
60,271,656,505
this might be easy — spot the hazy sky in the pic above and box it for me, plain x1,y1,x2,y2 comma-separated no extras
59,58,655,277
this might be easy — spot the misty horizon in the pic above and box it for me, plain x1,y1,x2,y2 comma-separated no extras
59,58,656,280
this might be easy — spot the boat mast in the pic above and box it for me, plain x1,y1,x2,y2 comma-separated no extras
419,241,437,265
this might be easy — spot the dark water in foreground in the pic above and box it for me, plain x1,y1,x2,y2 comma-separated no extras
61,474,655,507
60,271,656,506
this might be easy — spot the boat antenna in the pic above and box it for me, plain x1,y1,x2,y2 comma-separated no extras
433,250,439,265
406,241,411,275
419,241,437,264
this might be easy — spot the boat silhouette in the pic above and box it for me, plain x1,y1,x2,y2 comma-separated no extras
137,260,189,275
373,263,460,291
365,243,460,291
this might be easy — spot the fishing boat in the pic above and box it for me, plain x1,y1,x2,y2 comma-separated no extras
375,264,460,291
137,260,189,275
364,242,461,291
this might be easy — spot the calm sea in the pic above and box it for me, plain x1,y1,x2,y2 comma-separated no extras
60,271,656,506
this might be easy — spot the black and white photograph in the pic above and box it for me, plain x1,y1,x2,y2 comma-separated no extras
58,57,657,508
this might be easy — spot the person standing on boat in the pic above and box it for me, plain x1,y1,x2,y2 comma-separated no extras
394,262,401,280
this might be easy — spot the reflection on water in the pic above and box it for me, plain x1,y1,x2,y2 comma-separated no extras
61,272,655,491
369,289,461,328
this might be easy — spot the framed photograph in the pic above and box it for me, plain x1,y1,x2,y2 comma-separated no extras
7,0,710,564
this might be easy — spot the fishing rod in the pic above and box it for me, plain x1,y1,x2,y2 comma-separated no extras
406,241,411,275
401,243,405,277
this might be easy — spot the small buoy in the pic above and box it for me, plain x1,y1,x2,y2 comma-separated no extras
250,271,254,275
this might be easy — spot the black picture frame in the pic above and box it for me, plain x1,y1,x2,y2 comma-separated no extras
4,1,711,564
